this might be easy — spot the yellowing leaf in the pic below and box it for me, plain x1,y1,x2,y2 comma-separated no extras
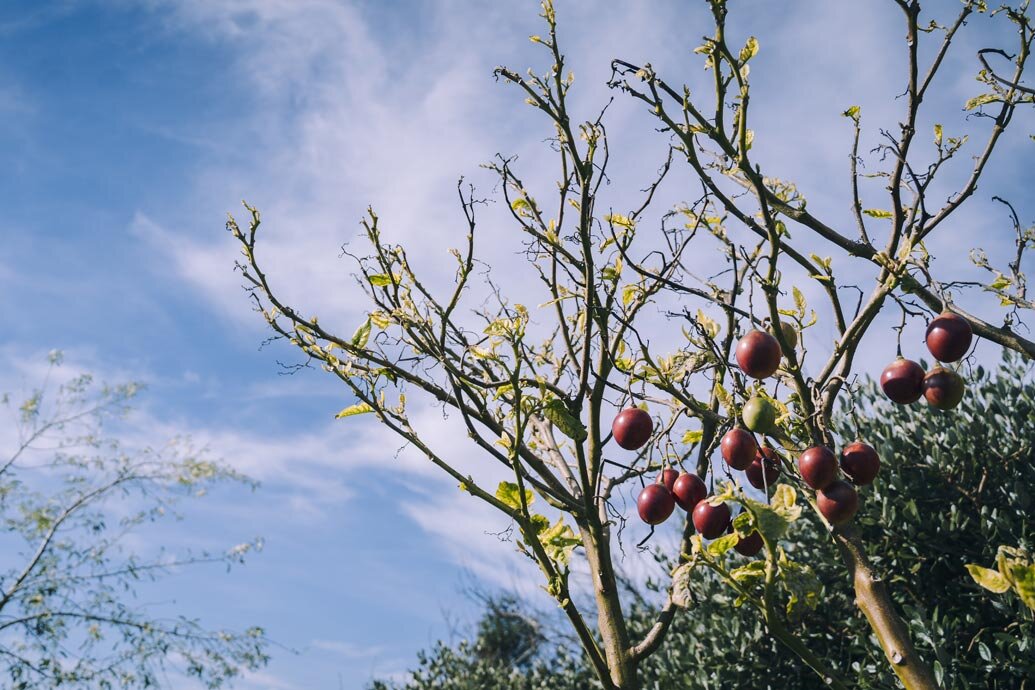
696,309,721,338
350,318,371,348
863,208,893,219
738,36,759,63
966,564,1011,593
964,93,998,111
335,402,374,419
604,213,635,229
682,429,704,445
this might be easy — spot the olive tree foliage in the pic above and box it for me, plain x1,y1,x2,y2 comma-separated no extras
375,356,1034,690
0,351,269,689
228,1,1033,688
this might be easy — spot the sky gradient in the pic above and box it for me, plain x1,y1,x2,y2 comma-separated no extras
1,1,1032,688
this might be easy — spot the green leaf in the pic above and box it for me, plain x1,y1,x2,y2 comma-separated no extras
738,36,759,64
367,273,393,287
335,402,374,419
934,123,943,146
350,318,371,348
743,498,791,541
842,105,860,119
987,274,1011,291
540,518,581,566
496,481,534,511
682,429,704,445
729,560,765,586
780,556,822,620
543,399,587,442
770,484,802,524
966,564,1011,593
863,208,893,219
707,533,739,557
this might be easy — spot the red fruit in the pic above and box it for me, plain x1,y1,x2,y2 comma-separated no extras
692,500,731,539
840,441,880,485
659,468,679,492
817,480,859,525
925,312,973,363
721,428,757,471
637,484,675,525
798,446,838,490
922,367,966,410
612,408,653,450
672,472,707,512
734,531,764,557
880,358,925,405
745,448,780,490
735,330,782,379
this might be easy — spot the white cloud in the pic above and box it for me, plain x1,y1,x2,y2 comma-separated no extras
310,639,384,659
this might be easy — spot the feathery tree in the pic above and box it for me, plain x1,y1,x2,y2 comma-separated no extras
0,351,268,689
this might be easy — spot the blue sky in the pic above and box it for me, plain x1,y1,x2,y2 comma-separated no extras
0,1,1032,688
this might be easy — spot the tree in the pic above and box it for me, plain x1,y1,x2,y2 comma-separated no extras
228,1,1034,688
375,356,1035,689
0,351,269,689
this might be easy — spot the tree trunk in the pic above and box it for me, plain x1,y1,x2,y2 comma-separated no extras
836,526,940,690
580,520,640,690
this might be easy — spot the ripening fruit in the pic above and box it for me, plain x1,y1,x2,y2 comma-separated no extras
745,448,780,490
735,330,782,379
692,500,731,539
660,468,679,492
798,446,838,490
925,312,973,363
721,428,757,471
672,472,707,512
779,321,798,350
840,441,880,485
637,483,675,525
817,480,859,525
922,366,966,410
880,358,925,404
612,408,653,450
734,531,764,557
742,396,776,434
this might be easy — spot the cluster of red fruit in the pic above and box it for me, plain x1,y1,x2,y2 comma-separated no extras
880,312,972,410
721,429,879,525
616,315,970,548
614,408,763,557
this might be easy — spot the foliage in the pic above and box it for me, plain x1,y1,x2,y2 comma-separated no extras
0,352,269,689
375,357,1035,689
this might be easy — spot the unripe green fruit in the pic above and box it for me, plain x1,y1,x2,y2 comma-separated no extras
779,321,798,350
741,396,776,434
